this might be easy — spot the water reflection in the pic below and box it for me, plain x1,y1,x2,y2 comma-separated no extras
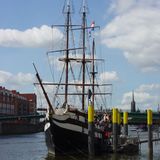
0,132,159,160
45,153,142,160
148,153,153,160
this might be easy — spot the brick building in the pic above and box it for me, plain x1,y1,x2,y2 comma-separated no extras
0,86,37,116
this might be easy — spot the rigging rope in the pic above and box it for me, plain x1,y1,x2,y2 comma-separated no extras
53,64,66,105
69,63,82,104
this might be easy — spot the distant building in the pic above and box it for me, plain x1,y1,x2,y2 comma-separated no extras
21,93,37,114
0,86,36,116
131,91,136,112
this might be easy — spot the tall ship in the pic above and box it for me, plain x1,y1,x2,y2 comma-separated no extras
35,0,112,156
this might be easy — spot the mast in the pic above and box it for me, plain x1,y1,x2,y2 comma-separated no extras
81,0,88,110
91,39,96,107
43,0,112,109
64,0,71,104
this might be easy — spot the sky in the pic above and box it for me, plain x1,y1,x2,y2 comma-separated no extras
0,0,160,111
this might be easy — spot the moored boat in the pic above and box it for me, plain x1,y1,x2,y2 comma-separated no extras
34,0,112,156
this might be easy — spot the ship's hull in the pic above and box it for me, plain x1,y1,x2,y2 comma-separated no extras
44,110,109,155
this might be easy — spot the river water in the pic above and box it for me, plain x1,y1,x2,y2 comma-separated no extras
0,129,160,160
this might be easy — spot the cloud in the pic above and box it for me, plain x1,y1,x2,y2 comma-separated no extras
119,83,160,111
108,0,136,14
101,0,160,72
122,91,153,106
108,0,160,15
136,84,160,92
0,25,63,48
8,72,34,86
0,70,35,89
0,70,12,83
99,71,119,83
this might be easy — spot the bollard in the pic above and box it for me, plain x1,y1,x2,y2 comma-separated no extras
123,112,128,136
147,109,153,157
117,111,121,135
112,108,118,152
88,100,95,157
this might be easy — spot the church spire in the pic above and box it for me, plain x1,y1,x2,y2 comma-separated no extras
131,90,136,112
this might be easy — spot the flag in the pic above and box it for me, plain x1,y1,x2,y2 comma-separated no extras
89,21,95,37
90,21,95,30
